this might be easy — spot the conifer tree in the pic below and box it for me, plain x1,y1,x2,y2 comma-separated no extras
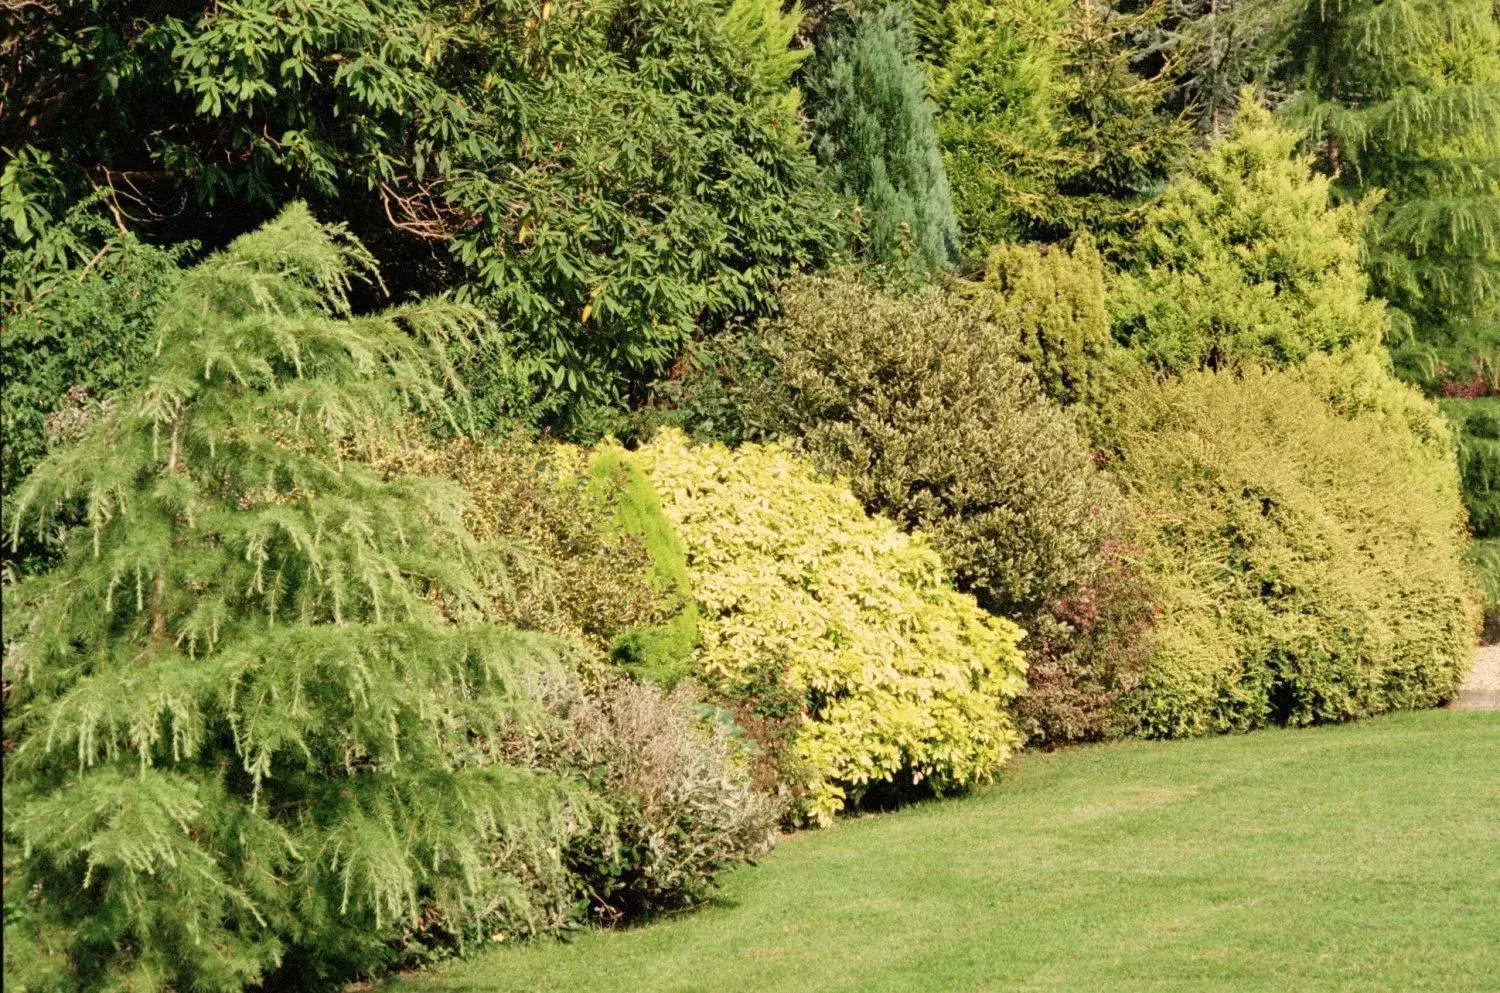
1,205,586,991
805,4,963,270
921,0,1192,254
1110,92,1388,373
1156,0,1500,386
1274,0,1500,390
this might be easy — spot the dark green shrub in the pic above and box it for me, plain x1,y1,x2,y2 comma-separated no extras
1,194,193,567
1441,397,1500,539
1109,94,1388,375
760,272,1114,619
805,4,961,270
1,206,592,991
1110,361,1477,737
1469,539,1500,643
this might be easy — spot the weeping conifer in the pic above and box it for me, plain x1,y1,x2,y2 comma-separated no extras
805,3,963,270
1,205,589,992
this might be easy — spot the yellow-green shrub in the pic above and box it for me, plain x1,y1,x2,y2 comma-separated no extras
986,235,1112,408
366,432,673,656
628,429,1027,825
1111,363,1477,736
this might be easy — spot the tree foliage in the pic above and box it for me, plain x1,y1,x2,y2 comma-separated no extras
1,206,594,991
805,3,961,270
1149,0,1500,389
1442,396,1500,538
1275,0,1500,391
1,193,194,569
1110,93,1388,373
0,0,848,425
920,0,1192,253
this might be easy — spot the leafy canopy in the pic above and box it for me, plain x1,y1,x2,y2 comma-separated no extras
1,0,848,424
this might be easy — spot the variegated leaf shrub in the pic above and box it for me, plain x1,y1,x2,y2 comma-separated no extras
627,429,1028,825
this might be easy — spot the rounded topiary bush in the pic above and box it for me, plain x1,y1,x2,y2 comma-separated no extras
1110,360,1478,737
627,429,1028,825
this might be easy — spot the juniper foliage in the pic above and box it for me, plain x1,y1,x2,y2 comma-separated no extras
805,4,962,270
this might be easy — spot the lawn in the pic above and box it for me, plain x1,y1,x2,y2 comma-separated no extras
389,711,1500,993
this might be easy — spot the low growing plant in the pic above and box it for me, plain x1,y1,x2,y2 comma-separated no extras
559,677,782,922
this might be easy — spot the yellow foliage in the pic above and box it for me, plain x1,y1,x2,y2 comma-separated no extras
1113,364,1477,736
628,429,1027,825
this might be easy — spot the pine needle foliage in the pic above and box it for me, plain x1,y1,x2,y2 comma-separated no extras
1273,0,1500,391
1,205,590,992
805,4,963,270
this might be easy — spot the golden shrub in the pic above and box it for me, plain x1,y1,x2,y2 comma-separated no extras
629,429,1027,825
1112,362,1478,736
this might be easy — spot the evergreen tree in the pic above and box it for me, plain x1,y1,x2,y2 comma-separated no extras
1274,0,1500,391
1153,0,1500,387
1,206,587,991
805,4,962,270
0,0,847,424
1110,92,1388,373
921,0,1192,255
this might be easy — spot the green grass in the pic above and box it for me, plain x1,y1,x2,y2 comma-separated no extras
391,712,1500,993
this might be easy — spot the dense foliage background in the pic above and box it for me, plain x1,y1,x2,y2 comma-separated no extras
3,0,1494,989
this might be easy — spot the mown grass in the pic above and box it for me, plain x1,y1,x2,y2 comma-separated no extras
389,711,1500,993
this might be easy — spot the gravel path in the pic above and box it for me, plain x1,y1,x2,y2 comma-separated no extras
1450,645,1500,710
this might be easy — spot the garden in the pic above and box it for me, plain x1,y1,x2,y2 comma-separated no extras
0,0,1496,990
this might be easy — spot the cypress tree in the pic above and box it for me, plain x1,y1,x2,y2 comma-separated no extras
2,205,587,991
805,4,963,270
